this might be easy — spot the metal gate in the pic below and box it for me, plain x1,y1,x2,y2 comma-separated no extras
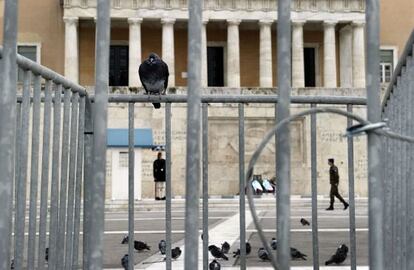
0,0,412,269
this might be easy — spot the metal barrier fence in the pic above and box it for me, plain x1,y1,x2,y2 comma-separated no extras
0,0,404,269
382,29,414,270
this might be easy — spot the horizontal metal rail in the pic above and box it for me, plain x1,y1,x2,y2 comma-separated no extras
0,46,87,96
102,94,366,104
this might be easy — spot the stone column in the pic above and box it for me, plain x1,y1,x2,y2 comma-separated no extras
128,18,143,87
259,19,273,87
323,21,337,87
339,25,353,87
227,19,241,87
161,18,176,86
201,19,208,87
352,21,365,88
64,17,79,83
292,20,305,88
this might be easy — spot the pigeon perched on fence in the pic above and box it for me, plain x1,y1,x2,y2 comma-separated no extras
209,259,221,270
209,245,229,260
121,254,129,270
159,240,166,255
171,247,182,260
270,238,278,250
233,242,251,257
221,241,230,254
325,244,349,265
300,218,310,226
290,247,307,260
258,247,271,261
139,53,169,109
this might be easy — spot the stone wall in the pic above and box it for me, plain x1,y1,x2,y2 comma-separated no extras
103,87,370,199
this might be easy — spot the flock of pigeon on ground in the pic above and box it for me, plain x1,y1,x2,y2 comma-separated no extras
119,218,349,269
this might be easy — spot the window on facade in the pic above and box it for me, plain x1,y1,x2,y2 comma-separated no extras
380,49,394,83
109,45,129,86
17,45,38,82
207,46,224,87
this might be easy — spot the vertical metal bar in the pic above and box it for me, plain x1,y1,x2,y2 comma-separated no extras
391,94,397,270
277,0,292,267
202,103,209,270
72,95,86,269
11,102,22,268
365,0,384,268
185,0,202,266
128,102,135,270
310,103,319,269
394,81,401,270
57,89,72,269
38,80,53,270
88,0,110,267
82,96,93,270
383,104,392,270
238,103,246,270
65,92,80,270
165,103,172,270
27,74,42,270
0,0,19,267
14,70,31,270
347,104,357,270
49,84,62,270
407,52,414,270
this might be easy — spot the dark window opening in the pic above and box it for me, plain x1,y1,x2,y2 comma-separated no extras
110,45,129,86
207,46,224,87
304,47,316,87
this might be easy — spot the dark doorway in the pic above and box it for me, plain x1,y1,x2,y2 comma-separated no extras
110,45,129,86
304,47,316,87
207,46,224,87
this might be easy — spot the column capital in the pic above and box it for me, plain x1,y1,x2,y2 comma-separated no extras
259,19,273,26
202,18,209,25
128,17,143,25
161,17,176,25
227,19,241,26
352,20,365,27
63,16,79,26
292,19,306,27
323,20,337,27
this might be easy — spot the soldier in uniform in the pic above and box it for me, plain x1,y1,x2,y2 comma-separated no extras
326,158,349,210
153,152,166,200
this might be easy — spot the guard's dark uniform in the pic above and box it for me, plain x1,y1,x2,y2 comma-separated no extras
329,164,347,208
153,157,166,199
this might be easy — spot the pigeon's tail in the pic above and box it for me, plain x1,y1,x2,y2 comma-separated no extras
153,103,161,109
233,250,240,258
325,258,334,265
222,254,229,261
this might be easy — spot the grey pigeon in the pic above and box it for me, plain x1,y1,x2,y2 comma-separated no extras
291,247,307,260
209,259,221,270
233,242,251,257
325,244,348,265
171,247,182,259
121,235,129,244
139,53,169,109
209,245,229,260
221,241,230,254
159,240,166,255
258,247,271,261
300,218,310,226
270,238,277,250
134,241,150,251
121,254,129,270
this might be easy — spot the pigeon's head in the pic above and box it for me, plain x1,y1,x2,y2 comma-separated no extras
147,53,161,65
339,244,349,253
208,245,215,251
121,235,128,244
